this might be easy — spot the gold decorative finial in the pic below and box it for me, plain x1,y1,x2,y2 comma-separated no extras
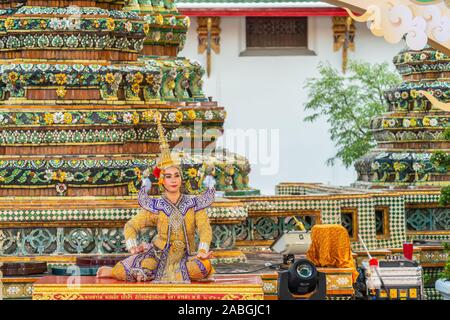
333,16,355,74
197,17,221,78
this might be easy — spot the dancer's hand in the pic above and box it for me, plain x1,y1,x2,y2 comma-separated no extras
197,250,213,260
130,246,139,254
130,244,146,254
136,274,145,282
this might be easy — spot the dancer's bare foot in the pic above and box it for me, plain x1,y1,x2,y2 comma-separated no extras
96,266,113,278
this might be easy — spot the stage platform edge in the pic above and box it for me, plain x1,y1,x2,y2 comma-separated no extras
31,274,264,300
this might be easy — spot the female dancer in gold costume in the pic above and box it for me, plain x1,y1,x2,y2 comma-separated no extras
97,113,215,283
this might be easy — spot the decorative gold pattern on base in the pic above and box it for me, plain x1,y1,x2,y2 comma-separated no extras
32,275,264,300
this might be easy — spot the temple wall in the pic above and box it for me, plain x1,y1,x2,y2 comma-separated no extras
233,190,447,251
0,190,446,257
180,16,405,195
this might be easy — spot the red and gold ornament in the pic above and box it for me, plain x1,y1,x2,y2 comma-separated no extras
153,167,164,185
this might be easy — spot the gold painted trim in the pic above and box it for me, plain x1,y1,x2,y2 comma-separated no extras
326,289,354,295
0,198,137,208
234,190,441,202
0,218,244,228
28,86,100,90
32,292,264,300
0,256,78,263
0,197,239,209
406,203,449,208
0,182,131,189
417,246,446,251
0,278,39,283
0,250,245,264
0,141,161,147
248,210,321,218
0,59,112,64
32,285,262,293
0,153,160,160
0,123,178,128
407,230,450,235
0,102,171,108
0,220,127,228
212,219,246,225
0,46,140,53
421,263,446,267
236,240,273,246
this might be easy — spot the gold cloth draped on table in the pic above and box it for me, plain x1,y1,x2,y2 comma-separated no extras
306,224,359,282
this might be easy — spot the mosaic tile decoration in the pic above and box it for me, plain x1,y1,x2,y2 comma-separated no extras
237,187,448,250
0,188,446,256
241,196,394,250
423,267,445,287
0,225,238,256
424,287,443,300
0,204,247,222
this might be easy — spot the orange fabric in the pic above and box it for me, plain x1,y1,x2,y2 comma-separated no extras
186,258,214,281
306,224,359,282
111,263,126,281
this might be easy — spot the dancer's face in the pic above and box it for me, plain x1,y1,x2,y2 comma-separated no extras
163,166,182,193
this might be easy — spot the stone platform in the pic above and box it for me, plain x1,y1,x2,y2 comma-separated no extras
2,252,357,300
217,252,355,300
32,275,264,300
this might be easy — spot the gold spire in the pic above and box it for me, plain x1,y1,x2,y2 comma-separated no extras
154,111,177,169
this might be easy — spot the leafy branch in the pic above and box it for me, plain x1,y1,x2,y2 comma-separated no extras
303,60,402,167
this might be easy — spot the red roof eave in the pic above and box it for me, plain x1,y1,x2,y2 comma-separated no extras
179,7,348,17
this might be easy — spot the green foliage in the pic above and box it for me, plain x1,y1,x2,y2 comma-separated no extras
303,60,402,167
443,126,450,141
431,151,450,172
440,242,450,280
439,185,450,207
423,273,432,286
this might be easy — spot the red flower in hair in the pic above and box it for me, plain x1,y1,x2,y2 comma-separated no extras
152,166,161,179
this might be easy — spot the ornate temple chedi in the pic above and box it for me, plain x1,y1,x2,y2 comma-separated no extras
275,46,449,300
0,0,256,268
355,46,449,188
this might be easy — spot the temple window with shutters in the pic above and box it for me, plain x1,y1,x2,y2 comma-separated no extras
240,17,315,56
375,207,390,239
341,208,358,241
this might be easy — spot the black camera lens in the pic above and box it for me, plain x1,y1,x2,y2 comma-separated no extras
296,264,313,279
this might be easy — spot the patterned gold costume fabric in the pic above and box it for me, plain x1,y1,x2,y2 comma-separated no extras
306,224,359,282
112,188,215,282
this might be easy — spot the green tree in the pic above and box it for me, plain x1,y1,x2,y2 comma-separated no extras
439,185,450,207
303,60,402,167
